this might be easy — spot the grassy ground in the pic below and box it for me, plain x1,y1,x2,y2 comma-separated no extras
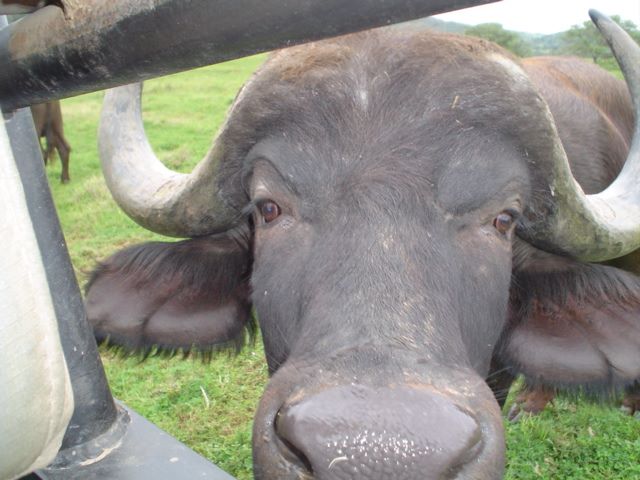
47,55,639,479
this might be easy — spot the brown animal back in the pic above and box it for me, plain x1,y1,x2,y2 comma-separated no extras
523,56,634,193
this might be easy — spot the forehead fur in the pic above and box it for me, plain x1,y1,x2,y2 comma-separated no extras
261,29,519,87
224,28,532,151
216,28,550,212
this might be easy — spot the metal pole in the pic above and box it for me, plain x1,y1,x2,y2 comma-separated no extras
2,62,120,459
0,0,498,110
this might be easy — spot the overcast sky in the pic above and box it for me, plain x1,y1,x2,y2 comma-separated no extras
435,0,640,34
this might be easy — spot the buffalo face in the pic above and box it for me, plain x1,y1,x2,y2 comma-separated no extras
245,134,523,477
87,13,640,480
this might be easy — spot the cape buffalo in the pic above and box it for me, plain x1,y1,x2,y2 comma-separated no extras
86,11,640,479
31,100,71,183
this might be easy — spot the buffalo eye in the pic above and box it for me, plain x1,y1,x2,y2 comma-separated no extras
493,211,515,236
259,200,281,224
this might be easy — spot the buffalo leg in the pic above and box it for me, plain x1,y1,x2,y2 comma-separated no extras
621,382,640,416
56,137,71,183
507,383,555,422
43,127,55,165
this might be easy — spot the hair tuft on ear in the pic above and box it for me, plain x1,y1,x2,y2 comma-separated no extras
85,229,255,359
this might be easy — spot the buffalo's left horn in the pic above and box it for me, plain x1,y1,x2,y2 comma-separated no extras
520,10,640,262
98,83,238,237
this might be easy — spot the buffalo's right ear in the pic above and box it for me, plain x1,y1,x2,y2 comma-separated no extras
85,229,253,355
499,265,640,390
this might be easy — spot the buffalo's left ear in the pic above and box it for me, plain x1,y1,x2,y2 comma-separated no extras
85,229,253,355
499,267,640,389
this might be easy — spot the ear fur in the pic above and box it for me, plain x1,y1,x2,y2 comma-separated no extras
499,264,640,392
85,229,254,357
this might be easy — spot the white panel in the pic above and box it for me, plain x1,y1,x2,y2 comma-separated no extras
0,114,74,480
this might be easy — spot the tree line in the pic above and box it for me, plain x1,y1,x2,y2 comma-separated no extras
464,16,640,64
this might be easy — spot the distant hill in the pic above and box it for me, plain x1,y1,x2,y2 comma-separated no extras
397,16,565,57
402,17,469,34
520,31,565,56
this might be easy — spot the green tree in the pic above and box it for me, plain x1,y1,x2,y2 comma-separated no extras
465,23,532,57
561,16,640,65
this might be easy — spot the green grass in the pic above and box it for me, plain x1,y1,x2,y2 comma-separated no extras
101,350,265,477
48,55,639,480
504,392,640,479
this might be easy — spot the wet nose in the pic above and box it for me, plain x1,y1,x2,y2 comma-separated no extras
275,384,482,479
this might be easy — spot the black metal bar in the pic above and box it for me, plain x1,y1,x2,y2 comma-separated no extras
0,0,498,110
4,99,119,451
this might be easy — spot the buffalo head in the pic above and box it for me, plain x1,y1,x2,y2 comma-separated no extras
86,11,640,479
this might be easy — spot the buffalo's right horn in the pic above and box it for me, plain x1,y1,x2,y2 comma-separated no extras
98,83,239,237
519,10,640,262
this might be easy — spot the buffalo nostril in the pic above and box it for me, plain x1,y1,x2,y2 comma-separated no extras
274,385,482,479
274,415,315,475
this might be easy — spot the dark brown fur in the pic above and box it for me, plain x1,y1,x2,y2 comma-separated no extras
31,100,71,183
523,56,632,192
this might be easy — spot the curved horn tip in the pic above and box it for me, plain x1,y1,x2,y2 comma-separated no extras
588,9,630,42
588,9,607,24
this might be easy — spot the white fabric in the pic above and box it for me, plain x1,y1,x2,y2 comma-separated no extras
0,114,74,480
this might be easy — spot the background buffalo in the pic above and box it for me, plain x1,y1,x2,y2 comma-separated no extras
31,100,71,183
